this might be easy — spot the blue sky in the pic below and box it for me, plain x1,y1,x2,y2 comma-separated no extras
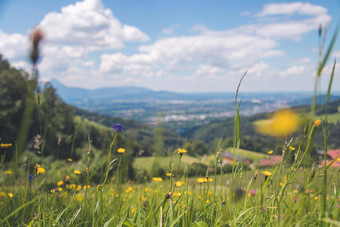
0,0,339,92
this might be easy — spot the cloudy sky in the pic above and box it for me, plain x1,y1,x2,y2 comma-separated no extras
0,0,339,92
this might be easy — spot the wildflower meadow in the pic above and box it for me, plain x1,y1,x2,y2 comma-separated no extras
0,21,340,227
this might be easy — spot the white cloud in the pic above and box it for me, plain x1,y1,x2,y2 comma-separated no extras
162,24,180,35
0,30,28,63
257,2,327,17
279,65,306,77
39,0,149,50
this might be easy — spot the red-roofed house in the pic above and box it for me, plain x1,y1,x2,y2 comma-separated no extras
320,149,340,167
259,155,282,167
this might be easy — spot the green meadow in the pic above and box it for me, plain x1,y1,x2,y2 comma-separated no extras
1,25,340,227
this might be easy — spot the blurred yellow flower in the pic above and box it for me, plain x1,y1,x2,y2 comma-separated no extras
152,177,163,182
197,178,208,183
268,150,273,155
131,207,136,213
177,148,187,154
57,187,63,192
165,173,172,177
262,171,272,177
337,158,340,163
175,181,185,187
83,185,91,190
76,185,82,191
57,181,64,186
74,170,81,175
289,146,295,151
67,158,73,162
37,167,45,174
5,170,13,175
8,193,13,198
255,109,299,137
173,192,181,197
314,120,321,128
117,148,125,154
0,192,4,197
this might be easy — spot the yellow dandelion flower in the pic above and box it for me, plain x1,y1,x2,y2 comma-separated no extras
84,185,91,190
37,167,45,174
206,200,210,203
144,188,150,192
74,170,81,175
8,193,13,198
57,181,64,186
197,178,208,183
117,148,125,154
152,177,163,182
177,148,187,154
262,171,272,177
268,150,274,155
76,185,82,191
175,181,184,187
5,170,13,175
255,109,299,137
165,172,172,177
67,158,73,162
57,187,63,192
289,146,295,151
314,120,321,128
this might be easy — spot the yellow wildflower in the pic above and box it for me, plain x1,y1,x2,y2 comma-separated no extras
37,167,45,174
177,148,187,154
131,207,136,213
67,158,73,162
175,181,185,187
83,185,91,190
255,109,299,137
0,192,5,197
197,178,208,183
267,150,273,155
208,178,213,182
117,148,125,154
262,171,272,177
57,181,64,187
76,185,82,191
173,192,181,197
314,120,321,128
8,193,13,198
337,158,340,163
152,177,163,182
74,170,81,175
289,146,295,151
58,187,63,192
5,170,13,175
165,172,172,177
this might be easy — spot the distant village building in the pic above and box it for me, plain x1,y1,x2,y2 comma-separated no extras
259,155,282,167
222,152,253,166
318,149,340,167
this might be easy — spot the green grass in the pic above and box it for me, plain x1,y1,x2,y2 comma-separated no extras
317,111,340,123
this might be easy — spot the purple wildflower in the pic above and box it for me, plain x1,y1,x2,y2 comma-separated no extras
112,124,125,132
250,189,256,196
293,197,297,203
